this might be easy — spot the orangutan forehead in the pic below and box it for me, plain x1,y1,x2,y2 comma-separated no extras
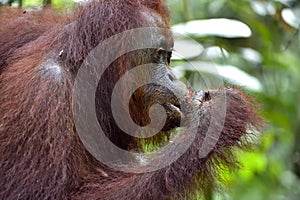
140,7,169,28
140,8,173,50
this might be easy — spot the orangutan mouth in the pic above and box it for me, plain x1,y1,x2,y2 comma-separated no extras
195,90,212,104
165,90,212,122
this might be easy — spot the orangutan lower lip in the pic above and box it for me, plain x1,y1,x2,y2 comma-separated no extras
169,103,181,113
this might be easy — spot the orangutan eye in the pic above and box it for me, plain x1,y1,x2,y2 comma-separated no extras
156,48,172,65
156,47,165,57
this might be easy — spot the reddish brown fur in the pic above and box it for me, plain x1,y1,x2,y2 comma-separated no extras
0,1,262,199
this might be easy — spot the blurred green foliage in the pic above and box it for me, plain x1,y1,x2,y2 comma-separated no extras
1,0,300,199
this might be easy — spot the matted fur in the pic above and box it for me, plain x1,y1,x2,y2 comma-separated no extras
0,1,262,199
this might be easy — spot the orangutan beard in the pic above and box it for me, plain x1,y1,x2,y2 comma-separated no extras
72,87,262,200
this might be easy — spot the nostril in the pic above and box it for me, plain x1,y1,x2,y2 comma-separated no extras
167,73,176,81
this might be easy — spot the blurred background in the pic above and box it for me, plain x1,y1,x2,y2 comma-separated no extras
1,0,300,199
